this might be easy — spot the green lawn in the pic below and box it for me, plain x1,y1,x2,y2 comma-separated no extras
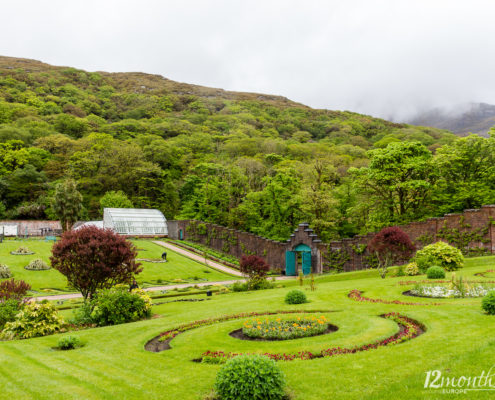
0,239,234,295
1,256,495,399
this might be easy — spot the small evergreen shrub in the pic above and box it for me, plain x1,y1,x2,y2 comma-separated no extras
25,259,51,271
232,281,248,292
426,266,446,279
285,289,307,304
0,301,64,340
404,262,419,276
0,264,12,279
482,292,495,315
70,301,94,326
214,355,286,400
414,242,464,271
56,335,84,350
0,299,22,330
91,287,152,326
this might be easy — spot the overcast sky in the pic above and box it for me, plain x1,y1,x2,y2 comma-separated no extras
2,0,495,121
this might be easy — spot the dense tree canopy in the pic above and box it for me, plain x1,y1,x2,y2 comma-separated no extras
1,60,495,241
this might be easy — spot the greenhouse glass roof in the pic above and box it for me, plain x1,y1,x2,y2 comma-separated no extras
103,208,168,236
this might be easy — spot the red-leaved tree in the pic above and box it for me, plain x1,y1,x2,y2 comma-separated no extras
240,255,270,288
50,226,142,300
368,226,415,278
0,279,31,302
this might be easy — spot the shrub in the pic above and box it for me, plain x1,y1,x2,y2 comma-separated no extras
50,226,142,300
404,262,420,276
415,242,464,271
214,355,286,400
0,264,12,279
368,227,415,278
240,255,271,290
426,266,446,279
56,335,84,350
0,299,22,330
232,281,248,292
482,291,495,315
1,301,64,340
90,286,152,326
285,289,307,304
25,258,51,270
0,279,31,301
70,301,94,326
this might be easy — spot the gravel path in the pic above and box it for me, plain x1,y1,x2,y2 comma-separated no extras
33,241,293,301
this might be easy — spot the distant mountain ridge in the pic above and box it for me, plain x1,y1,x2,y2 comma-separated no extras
408,102,495,136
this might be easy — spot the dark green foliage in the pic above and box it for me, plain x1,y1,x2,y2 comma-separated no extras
214,355,286,400
91,288,151,326
0,299,22,330
285,289,307,304
482,292,495,315
56,335,84,350
426,266,446,279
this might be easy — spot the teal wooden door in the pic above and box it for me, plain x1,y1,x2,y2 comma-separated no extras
302,252,311,275
179,229,183,240
285,251,296,276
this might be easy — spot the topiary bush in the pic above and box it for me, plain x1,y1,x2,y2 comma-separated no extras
56,335,85,350
285,289,307,304
0,300,64,340
25,259,51,271
482,292,495,315
426,266,446,279
0,264,12,279
90,286,152,326
404,262,419,276
214,355,286,400
414,242,464,272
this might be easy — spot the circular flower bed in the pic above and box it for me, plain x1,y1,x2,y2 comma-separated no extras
24,259,51,271
201,313,424,363
240,315,332,340
10,247,35,255
408,283,495,298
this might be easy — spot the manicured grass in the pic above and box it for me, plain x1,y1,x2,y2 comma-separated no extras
0,239,234,296
1,255,495,398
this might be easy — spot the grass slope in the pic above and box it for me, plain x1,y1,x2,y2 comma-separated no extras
0,239,233,295
1,256,495,399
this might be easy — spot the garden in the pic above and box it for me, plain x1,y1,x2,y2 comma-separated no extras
1,226,495,399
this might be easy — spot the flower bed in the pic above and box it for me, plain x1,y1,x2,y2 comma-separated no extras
410,283,495,298
200,313,424,363
348,289,441,306
241,316,329,340
145,310,333,350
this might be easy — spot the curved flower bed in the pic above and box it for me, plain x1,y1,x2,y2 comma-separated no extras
242,315,330,340
144,309,334,352
200,313,424,363
398,279,495,286
348,289,442,306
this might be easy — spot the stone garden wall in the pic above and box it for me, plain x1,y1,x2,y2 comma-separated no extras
168,204,495,274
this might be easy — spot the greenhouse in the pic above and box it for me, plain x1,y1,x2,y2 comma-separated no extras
103,208,168,236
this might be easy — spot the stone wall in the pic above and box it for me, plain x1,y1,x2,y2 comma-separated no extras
168,204,495,274
0,220,61,236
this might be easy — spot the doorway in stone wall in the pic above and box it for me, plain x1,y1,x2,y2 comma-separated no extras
285,243,312,276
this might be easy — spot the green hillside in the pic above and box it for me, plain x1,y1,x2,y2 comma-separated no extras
1,56,494,241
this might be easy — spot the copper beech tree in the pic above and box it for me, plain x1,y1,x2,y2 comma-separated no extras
368,226,415,278
50,226,142,300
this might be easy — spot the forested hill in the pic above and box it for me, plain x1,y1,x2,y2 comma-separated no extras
1,56,494,242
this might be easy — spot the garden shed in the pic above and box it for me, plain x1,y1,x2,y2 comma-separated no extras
103,208,168,236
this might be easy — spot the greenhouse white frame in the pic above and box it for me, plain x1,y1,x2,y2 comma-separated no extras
103,208,168,236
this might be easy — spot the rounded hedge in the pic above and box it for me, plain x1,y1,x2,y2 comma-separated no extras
426,266,446,279
214,355,285,400
482,292,495,315
285,289,307,304
414,242,464,272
